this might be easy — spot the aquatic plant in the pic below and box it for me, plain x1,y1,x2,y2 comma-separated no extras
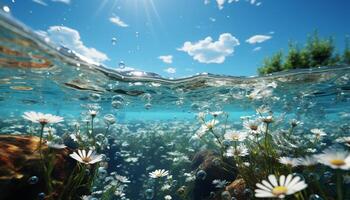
149,169,170,179
255,174,308,199
70,149,103,165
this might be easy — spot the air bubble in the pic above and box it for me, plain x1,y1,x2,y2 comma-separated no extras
89,93,101,102
119,61,125,68
2,6,10,13
27,176,39,184
111,37,117,45
145,189,154,199
144,103,152,110
196,170,207,180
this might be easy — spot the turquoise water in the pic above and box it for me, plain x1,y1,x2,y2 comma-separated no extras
1,12,350,200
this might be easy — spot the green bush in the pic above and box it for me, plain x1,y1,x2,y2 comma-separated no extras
343,37,350,65
258,31,347,75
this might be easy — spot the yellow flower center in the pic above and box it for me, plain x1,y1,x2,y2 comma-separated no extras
250,125,258,131
272,186,288,196
39,118,48,125
330,159,345,166
82,157,92,163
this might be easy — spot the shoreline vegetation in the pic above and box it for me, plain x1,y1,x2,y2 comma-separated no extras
258,31,350,75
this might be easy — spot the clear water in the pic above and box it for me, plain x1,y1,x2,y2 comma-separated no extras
1,11,350,200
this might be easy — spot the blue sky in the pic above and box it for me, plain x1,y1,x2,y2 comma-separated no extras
2,0,350,77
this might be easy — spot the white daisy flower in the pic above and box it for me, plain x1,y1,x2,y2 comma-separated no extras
290,119,301,127
310,128,326,140
296,155,318,166
224,130,247,142
336,136,350,147
256,105,270,114
115,175,130,183
259,115,274,124
149,169,169,179
278,157,300,167
23,111,63,125
70,149,103,165
210,111,223,117
225,144,249,157
161,184,171,191
197,112,206,120
243,120,263,135
255,174,307,199
205,119,218,130
88,109,98,117
196,119,219,138
164,195,172,200
315,148,350,170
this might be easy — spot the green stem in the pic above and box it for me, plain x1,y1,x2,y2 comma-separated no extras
288,126,295,138
209,129,224,158
314,180,328,200
223,113,229,135
264,123,270,152
39,124,45,156
91,117,94,136
336,170,343,200
38,124,53,199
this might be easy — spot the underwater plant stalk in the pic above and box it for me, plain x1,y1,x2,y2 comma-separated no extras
264,123,270,150
91,117,94,136
59,164,86,200
209,129,225,157
39,123,45,156
90,116,97,146
38,123,53,199
314,181,328,200
336,170,343,200
294,192,305,200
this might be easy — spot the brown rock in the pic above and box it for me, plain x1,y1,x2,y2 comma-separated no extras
225,178,246,200
0,135,85,200
191,150,237,200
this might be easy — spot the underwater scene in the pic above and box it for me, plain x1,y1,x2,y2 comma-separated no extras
1,1,350,200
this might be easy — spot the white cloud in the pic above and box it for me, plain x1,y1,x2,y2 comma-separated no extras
32,0,70,5
253,46,262,51
246,35,271,44
158,55,173,64
32,0,48,6
164,67,176,74
109,16,129,28
36,26,109,64
178,33,240,64
51,0,70,4
211,0,261,9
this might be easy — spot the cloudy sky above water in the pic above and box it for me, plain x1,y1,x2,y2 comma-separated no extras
2,0,350,77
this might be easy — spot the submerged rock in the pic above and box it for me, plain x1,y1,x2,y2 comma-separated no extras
225,178,246,200
191,150,237,200
0,135,88,200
